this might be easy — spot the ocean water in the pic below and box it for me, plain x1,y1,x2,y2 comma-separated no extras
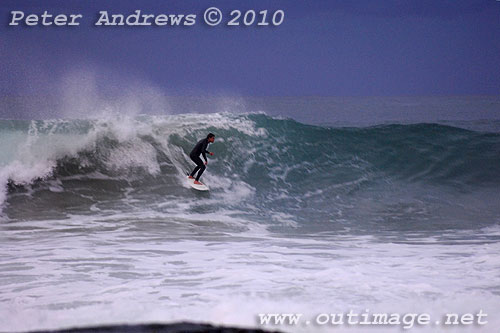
1,109,500,332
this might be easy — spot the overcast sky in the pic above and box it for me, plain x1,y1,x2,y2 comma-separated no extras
1,0,499,99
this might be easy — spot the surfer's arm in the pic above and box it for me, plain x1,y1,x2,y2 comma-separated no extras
202,141,211,161
205,141,214,156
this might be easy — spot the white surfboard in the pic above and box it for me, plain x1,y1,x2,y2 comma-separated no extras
187,176,209,191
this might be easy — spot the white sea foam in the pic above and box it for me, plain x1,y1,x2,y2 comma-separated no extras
1,223,499,332
0,112,265,208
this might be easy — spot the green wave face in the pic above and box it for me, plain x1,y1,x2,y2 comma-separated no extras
1,113,499,233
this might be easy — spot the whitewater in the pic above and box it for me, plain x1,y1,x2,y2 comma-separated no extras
1,112,500,332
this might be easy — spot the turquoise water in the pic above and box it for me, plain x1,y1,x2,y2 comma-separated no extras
0,112,499,332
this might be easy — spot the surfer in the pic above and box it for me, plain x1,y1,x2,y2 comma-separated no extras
188,133,215,185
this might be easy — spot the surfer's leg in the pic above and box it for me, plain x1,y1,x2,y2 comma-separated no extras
190,155,205,181
189,155,202,177
190,165,200,177
195,164,206,181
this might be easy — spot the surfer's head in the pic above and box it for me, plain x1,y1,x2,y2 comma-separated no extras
207,133,215,143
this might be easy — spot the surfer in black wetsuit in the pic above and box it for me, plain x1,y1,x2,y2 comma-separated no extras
188,133,215,185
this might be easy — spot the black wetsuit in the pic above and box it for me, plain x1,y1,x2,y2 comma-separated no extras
189,138,211,181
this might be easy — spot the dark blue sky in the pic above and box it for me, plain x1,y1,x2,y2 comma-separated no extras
1,0,500,97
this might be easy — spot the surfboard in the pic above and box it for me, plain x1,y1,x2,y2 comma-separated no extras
187,176,209,191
